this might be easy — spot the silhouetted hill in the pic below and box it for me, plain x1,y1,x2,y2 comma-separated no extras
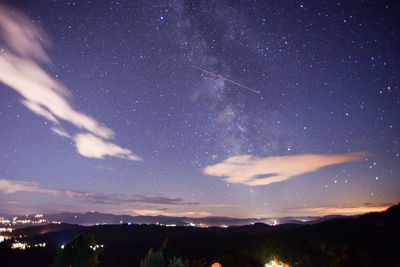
18,222,273,248
38,211,263,226
3,203,399,267
13,223,83,236
2,211,349,228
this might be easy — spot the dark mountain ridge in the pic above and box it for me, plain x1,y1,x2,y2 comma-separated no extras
2,204,399,267
2,210,349,228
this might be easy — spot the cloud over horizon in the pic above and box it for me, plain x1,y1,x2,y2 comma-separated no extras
123,208,211,218
204,152,367,186
285,203,391,216
0,178,196,205
0,4,141,161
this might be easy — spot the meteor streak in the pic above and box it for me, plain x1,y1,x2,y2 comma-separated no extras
192,65,260,94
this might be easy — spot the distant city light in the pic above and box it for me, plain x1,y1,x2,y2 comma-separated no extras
26,242,46,248
265,259,290,267
11,242,26,250
89,244,103,251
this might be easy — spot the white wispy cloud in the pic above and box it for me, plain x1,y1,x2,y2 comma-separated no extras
0,178,195,205
204,152,367,186
74,133,142,161
0,178,61,195
0,5,141,161
51,127,72,138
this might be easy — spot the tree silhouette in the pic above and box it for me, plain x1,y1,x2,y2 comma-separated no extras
168,257,185,267
140,248,166,267
159,238,178,263
53,234,101,267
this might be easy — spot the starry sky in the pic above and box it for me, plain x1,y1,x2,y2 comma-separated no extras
0,0,399,218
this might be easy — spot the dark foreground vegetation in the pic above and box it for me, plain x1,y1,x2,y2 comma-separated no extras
1,203,399,267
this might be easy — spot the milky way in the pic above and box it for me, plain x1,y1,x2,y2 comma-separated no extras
0,0,399,218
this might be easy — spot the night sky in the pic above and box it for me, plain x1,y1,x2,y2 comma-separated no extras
0,0,399,218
